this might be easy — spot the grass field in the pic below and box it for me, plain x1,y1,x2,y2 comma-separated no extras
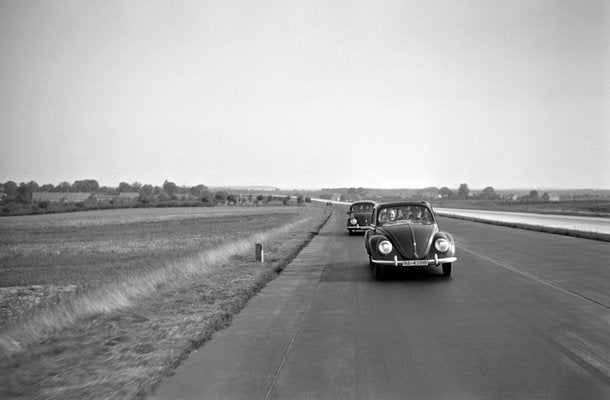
0,207,313,320
0,203,331,399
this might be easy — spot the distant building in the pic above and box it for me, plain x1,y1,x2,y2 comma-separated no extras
541,192,560,202
174,193,196,201
117,192,140,202
93,194,116,202
32,193,63,202
32,192,92,203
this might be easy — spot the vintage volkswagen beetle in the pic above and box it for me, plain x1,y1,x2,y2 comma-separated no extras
346,200,376,235
365,201,457,278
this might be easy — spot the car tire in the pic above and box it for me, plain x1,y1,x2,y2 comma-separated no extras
372,264,385,280
442,263,452,276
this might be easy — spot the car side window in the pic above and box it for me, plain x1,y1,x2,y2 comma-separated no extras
378,209,388,224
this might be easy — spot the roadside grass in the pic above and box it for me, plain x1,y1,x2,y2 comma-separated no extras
0,216,313,355
0,206,308,321
0,204,331,399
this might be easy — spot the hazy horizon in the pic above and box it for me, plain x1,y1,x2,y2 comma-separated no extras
1,1,608,190
4,180,609,193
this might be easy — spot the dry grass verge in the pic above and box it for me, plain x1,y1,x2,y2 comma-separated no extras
0,204,331,399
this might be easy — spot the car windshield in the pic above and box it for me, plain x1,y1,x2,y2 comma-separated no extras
377,205,433,225
351,204,373,212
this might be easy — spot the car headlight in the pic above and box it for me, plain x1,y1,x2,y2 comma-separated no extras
350,218,357,225
378,240,393,255
434,238,450,252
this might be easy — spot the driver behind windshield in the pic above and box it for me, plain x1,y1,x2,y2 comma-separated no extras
379,206,433,224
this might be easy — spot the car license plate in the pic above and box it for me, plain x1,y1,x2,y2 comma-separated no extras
402,260,428,267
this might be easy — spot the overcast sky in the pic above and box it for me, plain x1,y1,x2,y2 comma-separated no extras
1,0,608,190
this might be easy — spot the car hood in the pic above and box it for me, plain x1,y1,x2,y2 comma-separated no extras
378,223,438,259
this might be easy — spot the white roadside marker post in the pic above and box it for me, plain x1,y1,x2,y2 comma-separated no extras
255,243,264,262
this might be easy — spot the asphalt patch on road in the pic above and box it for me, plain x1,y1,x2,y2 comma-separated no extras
320,261,372,282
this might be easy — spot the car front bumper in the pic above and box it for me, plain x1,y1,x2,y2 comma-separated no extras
371,255,457,267
348,225,368,232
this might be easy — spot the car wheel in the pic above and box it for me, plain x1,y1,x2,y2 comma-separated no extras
442,263,452,276
348,230,353,236
372,264,385,280
368,255,373,267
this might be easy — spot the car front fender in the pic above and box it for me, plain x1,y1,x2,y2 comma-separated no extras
431,231,456,257
368,234,396,259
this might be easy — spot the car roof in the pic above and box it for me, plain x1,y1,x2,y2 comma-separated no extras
350,200,376,206
374,201,432,209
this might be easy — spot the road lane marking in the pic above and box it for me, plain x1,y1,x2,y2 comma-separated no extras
460,246,610,381
458,245,610,309
556,331,610,379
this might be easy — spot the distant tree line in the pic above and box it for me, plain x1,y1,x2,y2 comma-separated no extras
322,183,573,203
0,179,309,216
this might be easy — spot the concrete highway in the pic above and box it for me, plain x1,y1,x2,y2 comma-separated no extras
151,204,610,399
435,207,610,235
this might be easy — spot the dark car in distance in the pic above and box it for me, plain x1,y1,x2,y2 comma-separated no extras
346,200,376,235
365,201,457,279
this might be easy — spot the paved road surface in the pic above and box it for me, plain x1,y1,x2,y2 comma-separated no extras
436,207,610,235
151,205,610,399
